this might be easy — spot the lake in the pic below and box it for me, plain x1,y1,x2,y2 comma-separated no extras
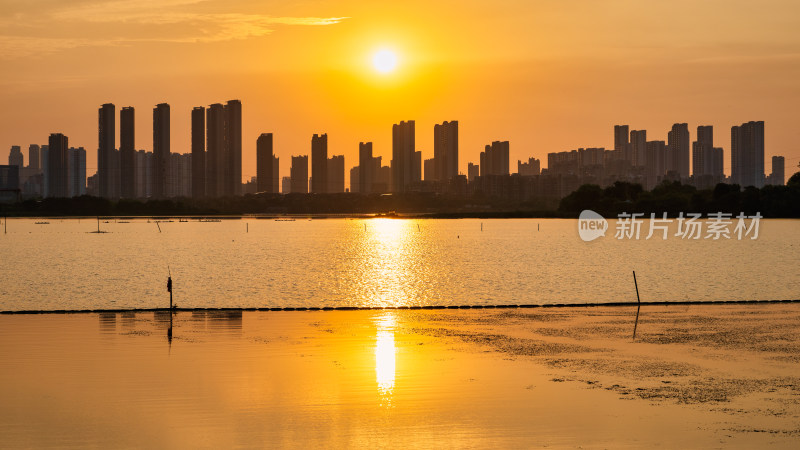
1,218,798,311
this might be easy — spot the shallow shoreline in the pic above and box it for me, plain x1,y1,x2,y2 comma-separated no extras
2,304,799,447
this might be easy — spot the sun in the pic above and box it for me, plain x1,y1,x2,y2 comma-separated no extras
372,49,397,74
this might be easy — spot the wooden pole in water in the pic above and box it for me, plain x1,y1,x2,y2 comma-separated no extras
481,222,483,231
633,271,641,339
4,216,6,234
246,223,249,233
97,216,100,233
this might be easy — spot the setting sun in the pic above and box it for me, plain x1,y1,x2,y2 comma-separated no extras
372,49,398,73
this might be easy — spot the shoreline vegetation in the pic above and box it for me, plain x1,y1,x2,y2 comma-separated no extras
3,298,799,314
2,177,799,218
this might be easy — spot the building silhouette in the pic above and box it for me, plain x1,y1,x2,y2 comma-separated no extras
358,142,373,194
327,154,344,193
206,103,225,197
281,176,291,194
68,147,86,197
433,120,458,182
191,106,205,198
667,123,690,178
423,157,435,181
518,157,541,176
135,149,152,198
645,140,667,189
28,144,40,170
203,100,242,197
47,133,69,198
226,100,242,196
120,106,135,198
98,103,115,198
614,125,629,160
168,153,192,197
392,120,416,193
290,155,309,194
272,156,279,193
153,103,170,198
467,162,479,181
768,155,785,186
311,133,328,194
630,130,646,167
480,141,509,176
257,133,274,193
731,121,765,188
8,145,23,168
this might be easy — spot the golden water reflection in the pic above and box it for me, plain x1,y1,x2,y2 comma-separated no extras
355,218,426,308
374,313,396,407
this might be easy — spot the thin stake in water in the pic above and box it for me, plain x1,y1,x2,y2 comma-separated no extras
633,270,641,339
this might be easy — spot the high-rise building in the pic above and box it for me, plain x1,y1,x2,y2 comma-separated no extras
467,163,479,181
98,103,115,198
28,144,40,170
153,103,170,198
433,120,458,182
311,134,328,193
41,145,49,197
517,157,541,176
424,158,435,181
691,126,723,179
327,154,345,193
358,142,373,194
291,155,309,194
731,121,765,188
168,153,192,197
8,146,23,168
645,140,667,190
629,130,646,167
206,103,225,197
480,141,510,176
68,147,86,197
191,106,205,198
281,176,291,194
667,123,690,178
257,133,274,193
225,100,242,196
769,156,785,186
614,125,629,159
47,133,69,198
120,106,136,198
135,150,151,198
272,156,279,193
391,120,415,193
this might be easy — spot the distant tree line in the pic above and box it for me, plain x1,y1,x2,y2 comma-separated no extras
2,172,799,218
559,172,800,218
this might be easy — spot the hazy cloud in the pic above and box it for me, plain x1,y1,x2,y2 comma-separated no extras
0,0,347,58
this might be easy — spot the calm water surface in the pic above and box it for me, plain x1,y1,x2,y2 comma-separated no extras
1,218,798,311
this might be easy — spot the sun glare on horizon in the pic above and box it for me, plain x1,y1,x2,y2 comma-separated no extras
372,49,398,73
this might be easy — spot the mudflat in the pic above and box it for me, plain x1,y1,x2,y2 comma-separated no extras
0,304,798,448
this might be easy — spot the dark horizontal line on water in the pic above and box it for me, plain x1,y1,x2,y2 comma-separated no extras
2,299,799,315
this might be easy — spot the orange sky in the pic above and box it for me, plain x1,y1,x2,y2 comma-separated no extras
2,0,799,185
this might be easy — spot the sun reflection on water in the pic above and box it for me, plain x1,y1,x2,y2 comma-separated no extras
375,313,396,407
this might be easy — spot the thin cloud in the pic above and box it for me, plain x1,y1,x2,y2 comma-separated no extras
0,0,348,58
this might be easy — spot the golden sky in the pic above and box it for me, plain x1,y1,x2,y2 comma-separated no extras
1,0,799,183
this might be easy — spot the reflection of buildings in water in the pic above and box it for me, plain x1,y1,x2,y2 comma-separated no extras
153,311,172,328
206,310,243,331
98,312,117,332
121,311,136,329
375,313,396,407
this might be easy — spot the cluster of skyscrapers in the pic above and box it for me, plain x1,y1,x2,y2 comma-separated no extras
545,122,783,193
3,107,788,203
